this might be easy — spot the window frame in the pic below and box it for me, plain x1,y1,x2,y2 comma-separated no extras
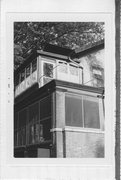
20,69,25,83
32,59,37,73
58,60,68,74
69,63,79,76
26,64,31,78
42,60,55,86
17,107,28,146
65,92,104,131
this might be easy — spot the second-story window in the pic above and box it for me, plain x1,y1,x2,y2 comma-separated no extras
43,62,53,78
69,64,79,76
58,61,68,73
26,65,31,78
15,74,19,86
32,59,37,73
43,62,54,85
20,70,25,82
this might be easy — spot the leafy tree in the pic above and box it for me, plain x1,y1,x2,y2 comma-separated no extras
14,22,104,69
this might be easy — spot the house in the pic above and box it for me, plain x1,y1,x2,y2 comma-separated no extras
73,40,104,87
14,40,105,158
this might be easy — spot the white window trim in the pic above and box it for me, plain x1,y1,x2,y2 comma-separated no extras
65,93,104,131
42,60,56,86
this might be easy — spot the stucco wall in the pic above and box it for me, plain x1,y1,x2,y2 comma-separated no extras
79,49,105,87
64,129,104,158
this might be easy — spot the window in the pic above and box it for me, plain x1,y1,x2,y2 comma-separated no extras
40,96,51,119
42,119,51,140
43,62,53,78
43,62,54,85
27,98,51,145
69,64,79,76
14,112,18,130
19,109,27,128
39,96,51,141
43,77,52,85
28,122,44,144
32,59,37,73
20,70,25,82
65,95,83,127
18,109,27,146
65,94,103,130
26,64,31,78
28,102,39,144
14,112,18,147
14,97,52,147
29,102,39,123
83,98,100,129
58,61,67,73
15,75,19,86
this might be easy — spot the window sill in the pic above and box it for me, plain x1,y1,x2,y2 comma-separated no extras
50,127,104,134
64,126,104,134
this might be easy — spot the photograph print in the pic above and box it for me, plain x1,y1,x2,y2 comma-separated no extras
14,22,105,158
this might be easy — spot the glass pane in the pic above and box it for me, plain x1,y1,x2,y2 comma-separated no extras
40,96,51,119
43,63,53,78
29,102,39,123
18,128,26,146
41,119,51,140
34,123,44,143
65,95,83,127
29,124,35,144
19,109,27,128
22,127,26,145
21,70,25,82
58,62,67,73
84,98,100,129
26,65,31,77
15,75,19,86
43,77,52,85
14,112,18,129
69,64,78,76
39,124,44,140
14,131,17,146
18,130,21,146
29,123,44,144
28,125,32,144
32,59,37,73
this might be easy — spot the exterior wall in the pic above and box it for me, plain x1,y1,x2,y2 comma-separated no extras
53,85,104,158
14,80,104,158
53,90,65,157
55,131,64,157
63,128,104,158
79,49,104,87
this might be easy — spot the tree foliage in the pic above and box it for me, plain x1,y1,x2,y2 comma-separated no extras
14,22,104,69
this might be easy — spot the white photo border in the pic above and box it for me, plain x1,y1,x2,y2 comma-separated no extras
4,13,115,167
